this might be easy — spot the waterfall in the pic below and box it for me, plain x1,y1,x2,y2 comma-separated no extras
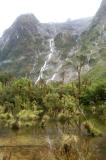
46,73,57,83
51,73,57,81
35,39,54,84
46,64,62,83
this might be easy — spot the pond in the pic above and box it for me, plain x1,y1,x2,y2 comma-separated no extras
0,125,105,160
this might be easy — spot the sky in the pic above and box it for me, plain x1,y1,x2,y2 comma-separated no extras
0,0,102,36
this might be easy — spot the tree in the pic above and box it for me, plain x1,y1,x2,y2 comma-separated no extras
63,54,88,132
43,93,63,118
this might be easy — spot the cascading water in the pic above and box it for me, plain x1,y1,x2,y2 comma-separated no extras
46,64,62,83
35,39,54,84
50,73,57,81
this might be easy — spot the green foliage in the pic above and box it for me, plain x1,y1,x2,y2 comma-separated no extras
61,95,77,112
80,25,101,52
83,121,102,137
17,108,41,127
43,93,62,118
0,82,3,92
0,105,14,127
86,61,106,81
0,74,105,133
81,80,106,105
0,72,13,85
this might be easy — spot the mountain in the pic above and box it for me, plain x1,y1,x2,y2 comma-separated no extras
79,0,106,82
43,17,92,36
67,17,92,34
0,0,105,83
0,14,91,81
0,14,50,77
93,0,106,25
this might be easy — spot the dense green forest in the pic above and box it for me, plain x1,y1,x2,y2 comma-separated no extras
0,72,105,136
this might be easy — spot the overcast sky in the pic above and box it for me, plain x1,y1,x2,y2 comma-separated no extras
0,0,102,36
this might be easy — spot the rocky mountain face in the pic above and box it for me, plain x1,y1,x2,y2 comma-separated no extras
0,14,50,77
0,13,91,81
79,0,106,81
0,0,105,82
93,0,106,25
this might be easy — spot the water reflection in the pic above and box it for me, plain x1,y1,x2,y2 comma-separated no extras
0,126,105,160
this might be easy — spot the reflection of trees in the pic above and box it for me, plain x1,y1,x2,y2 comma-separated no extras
53,136,96,160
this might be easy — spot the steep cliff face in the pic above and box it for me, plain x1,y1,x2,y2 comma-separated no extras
0,14,50,76
79,0,106,81
50,0,106,82
93,0,106,25
0,13,91,80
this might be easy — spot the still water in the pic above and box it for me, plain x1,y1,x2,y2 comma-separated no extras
0,125,105,160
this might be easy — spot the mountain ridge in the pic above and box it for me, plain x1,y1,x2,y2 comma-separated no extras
0,14,92,80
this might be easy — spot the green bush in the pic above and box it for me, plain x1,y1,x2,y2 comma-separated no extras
81,80,106,105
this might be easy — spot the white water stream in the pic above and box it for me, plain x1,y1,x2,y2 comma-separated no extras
35,39,54,84
46,64,62,83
